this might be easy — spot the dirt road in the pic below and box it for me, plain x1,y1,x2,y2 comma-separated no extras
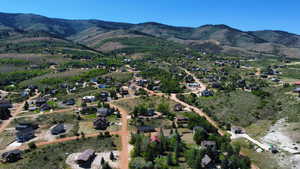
179,67,207,93
110,103,129,169
0,92,40,134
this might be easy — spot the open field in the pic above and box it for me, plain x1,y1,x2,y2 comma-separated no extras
0,136,120,169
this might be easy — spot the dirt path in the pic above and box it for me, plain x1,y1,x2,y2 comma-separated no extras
110,103,129,169
169,94,225,136
179,67,207,93
0,92,40,134
13,107,77,119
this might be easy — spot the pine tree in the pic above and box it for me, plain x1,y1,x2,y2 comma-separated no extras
110,152,115,161
24,101,29,110
101,157,105,165
167,153,173,166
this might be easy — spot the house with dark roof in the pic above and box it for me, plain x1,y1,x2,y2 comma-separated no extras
200,89,214,97
137,126,156,133
51,123,65,135
137,79,148,87
98,84,107,89
201,141,217,151
231,126,244,134
40,103,51,111
0,100,12,109
144,109,156,116
97,108,113,117
93,117,109,130
176,117,189,124
16,126,35,143
99,92,109,102
63,99,75,106
120,86,129,95
1,150,21,163
35,97,47,107
212,82,222,89
76,149,96,167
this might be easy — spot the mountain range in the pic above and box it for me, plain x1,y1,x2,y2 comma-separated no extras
1,12,300,58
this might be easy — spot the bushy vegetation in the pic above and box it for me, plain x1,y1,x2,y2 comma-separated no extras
0,136,119,169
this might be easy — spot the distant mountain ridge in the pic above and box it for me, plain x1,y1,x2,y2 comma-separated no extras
1,12,300,58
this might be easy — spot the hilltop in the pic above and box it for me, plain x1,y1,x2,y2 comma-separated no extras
0,12,300,58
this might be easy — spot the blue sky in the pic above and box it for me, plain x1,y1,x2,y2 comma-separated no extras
1,0,299,34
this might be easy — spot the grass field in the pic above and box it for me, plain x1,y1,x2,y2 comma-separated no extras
0,136,120,169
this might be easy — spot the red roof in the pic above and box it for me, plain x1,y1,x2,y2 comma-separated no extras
294,81,300,85
150,135,160,142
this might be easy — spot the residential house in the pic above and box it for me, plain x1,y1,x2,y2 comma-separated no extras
40,103,51,111
120,86,129,95
187,82,200,88
177,117,189,125
137,79,148,87
137,126,156,133
35,97,47,107
63,99,75,106
0,100,12,109
1,150,21,163
82,96,96,103
201,141,217,151
20,89,30,97
201,154,212,168
0,100,12,120
211,82,221,89
28,106,37,111
99,92,109,102
16,124,35,142
98,84,107,89
97,108,113,117
76,149,96,166
51,123,65,135
201,90,214,97
93,117,109,130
